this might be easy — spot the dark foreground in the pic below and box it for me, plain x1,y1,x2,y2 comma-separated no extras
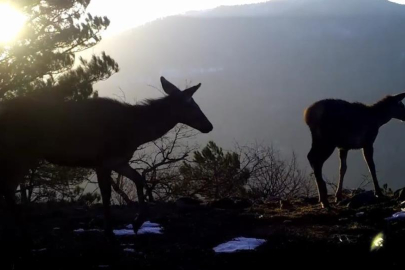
1,197,405,270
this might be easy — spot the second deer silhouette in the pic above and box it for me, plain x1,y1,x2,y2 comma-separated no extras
0,76,213,238
304,93,405,208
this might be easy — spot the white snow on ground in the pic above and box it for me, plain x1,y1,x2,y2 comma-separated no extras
74,228,103,233
385,211,405,221
114,221,163,236
213,237,266,253
136,221,163,235
73,221,163,235
112,228,135,236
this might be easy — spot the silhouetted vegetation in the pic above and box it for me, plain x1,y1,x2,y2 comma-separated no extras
0,0,118,203
178,141,251,200
111,124,198,204
241,144,315,201
111,138,314,204
1,0,118,100
19,161,94,204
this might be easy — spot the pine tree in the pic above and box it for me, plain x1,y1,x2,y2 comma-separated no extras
0,0,119,203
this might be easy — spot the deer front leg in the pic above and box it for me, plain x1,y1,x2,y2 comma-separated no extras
362,146,384,198
111,163,148,234
95,168,114,237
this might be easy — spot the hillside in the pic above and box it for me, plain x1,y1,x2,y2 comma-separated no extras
90,0,405,189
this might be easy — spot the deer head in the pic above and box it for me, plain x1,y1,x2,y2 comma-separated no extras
160,76,213,133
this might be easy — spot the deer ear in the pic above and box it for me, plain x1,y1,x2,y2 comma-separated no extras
160,77,180,95
394,92,405,101
183,83,201,101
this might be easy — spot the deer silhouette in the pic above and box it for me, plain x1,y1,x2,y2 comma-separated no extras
304,93,405,208
0,76,213,237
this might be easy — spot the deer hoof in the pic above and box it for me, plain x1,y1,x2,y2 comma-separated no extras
132,218,145,235
320,201,331,209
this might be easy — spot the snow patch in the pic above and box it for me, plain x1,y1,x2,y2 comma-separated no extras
213,237,266,253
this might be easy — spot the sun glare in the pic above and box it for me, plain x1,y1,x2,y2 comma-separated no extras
0,3,26,43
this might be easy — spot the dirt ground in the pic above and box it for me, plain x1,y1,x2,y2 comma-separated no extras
1,197,405,270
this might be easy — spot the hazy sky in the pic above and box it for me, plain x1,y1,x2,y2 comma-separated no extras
87,0,269,36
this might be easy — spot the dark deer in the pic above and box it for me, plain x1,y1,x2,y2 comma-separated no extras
0,76,213,237
304,93,405,208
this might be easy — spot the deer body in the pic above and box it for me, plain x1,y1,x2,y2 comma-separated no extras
304,94,405,208
305,100,385,149
0,98,177,166
0,77,213,237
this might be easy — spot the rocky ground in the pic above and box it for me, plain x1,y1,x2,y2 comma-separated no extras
1,194,405,270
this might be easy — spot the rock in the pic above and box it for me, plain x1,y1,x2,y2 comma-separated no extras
89,214,104,228
400,201,405,211
210,198,234,209
347,191,377,209
301,197,319,205
394,187,405,201
176,197,203,206
234,198,252,209
74,207,88,213
175,197,203,210
210,197,252,209
337,198,351,206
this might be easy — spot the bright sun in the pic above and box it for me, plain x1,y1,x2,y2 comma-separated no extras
0,3,26,43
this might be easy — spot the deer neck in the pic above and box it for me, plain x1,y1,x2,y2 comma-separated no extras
133,99,178,145
144,116,177,142
370,104,393,128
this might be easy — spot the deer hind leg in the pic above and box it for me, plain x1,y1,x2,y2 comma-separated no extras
0,163,33,247
111,163,148,234
0,186,19,260
362,145,384,198
335,149,348,202
0,183,32,250
96,168,114,237
307,142,335,208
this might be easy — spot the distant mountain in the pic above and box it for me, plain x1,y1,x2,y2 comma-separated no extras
186,0,403,17
91,0,405,190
